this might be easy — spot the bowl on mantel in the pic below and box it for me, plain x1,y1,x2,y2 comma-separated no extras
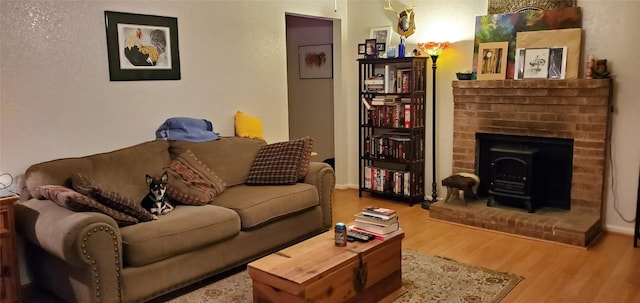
456,72,473,80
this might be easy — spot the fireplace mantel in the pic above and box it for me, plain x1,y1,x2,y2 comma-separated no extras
452,78,610,89
429,79,611,247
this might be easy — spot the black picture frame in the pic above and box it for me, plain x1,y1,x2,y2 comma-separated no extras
375,43,386,52
365,39,377,58
358,43,366,55
104,11,181,81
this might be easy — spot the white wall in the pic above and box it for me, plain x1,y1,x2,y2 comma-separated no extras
580,1,640,234
0,0,638,235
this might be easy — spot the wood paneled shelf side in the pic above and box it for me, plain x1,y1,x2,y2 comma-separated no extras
1,195,20,303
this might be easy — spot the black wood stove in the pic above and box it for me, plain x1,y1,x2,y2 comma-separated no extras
487,146,539,213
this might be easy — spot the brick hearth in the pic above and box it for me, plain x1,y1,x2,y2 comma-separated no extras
429,79,611,247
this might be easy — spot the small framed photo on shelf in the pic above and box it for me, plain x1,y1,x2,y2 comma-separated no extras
365,38,377,58
375,43,386,52
523,48,550,79
358,43,366,55
476,42,508,80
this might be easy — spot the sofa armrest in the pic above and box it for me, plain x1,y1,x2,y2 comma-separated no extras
303,162,335,230
16,199,124,302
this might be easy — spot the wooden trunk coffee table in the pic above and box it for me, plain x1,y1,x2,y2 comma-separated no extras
247,228,405,303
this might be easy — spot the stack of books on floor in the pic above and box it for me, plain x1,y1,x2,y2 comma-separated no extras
349,206,401,240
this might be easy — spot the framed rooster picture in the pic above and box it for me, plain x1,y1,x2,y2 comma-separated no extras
105,11,181,81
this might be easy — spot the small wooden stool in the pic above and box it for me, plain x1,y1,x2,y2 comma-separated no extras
441,174,479,205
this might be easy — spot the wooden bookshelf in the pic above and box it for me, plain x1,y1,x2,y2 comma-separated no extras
358,57,427,206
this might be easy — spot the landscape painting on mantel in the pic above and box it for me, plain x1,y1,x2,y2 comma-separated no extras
473,7,582,79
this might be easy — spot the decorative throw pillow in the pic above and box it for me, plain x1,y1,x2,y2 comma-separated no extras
71,173,155,222
165,149,226,205
298,137,314,180
234,110,264,139
37,185,138,226
246,138,306,185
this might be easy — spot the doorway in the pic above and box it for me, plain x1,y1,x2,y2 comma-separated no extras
285,15,335,170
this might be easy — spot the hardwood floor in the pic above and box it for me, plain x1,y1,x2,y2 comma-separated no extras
334,189,640,303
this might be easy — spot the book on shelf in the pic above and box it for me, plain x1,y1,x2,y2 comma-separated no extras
361,97,371,110
354,211,399,225
370,96,386,106
353,221,400,235
348,225,403,241
384,65,397,94
362,206,397,220
364,78,384,85
364,76,385,93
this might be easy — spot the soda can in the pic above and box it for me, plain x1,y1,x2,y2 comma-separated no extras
335,222,347,247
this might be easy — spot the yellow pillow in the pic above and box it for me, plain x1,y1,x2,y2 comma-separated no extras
234,110,264,139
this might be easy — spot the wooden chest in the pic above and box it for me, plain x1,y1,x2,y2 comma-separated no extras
247,229,404,303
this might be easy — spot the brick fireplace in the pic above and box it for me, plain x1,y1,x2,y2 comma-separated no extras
429,79,611,247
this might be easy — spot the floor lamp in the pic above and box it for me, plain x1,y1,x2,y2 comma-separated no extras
418,42,450,209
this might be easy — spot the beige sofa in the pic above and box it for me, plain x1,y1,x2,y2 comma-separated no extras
16,137,335,303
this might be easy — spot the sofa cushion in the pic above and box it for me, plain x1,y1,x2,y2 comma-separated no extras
234,110,264,139
37,185,138,226
71,173,155,222
165,149,226,205
298,137,314,180
120,204,240,267
169,137,266,187
211,183,319,229
23,140,171,202
246,139,306,185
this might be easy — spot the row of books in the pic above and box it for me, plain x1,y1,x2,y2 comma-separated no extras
365,135,411,160
362,66,413,94
365,99,414,128
364,166,412,196
349,206,400,240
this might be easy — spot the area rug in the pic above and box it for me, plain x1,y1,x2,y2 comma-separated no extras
167,249,523,303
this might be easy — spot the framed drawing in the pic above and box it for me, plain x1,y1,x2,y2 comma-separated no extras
104,11,181,81
476,42,509,80
523,48,550,79
299,44,333,79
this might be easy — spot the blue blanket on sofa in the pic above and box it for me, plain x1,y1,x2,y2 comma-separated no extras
155,117,220,142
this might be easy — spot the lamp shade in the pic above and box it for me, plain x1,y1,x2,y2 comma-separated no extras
418,41,451,56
